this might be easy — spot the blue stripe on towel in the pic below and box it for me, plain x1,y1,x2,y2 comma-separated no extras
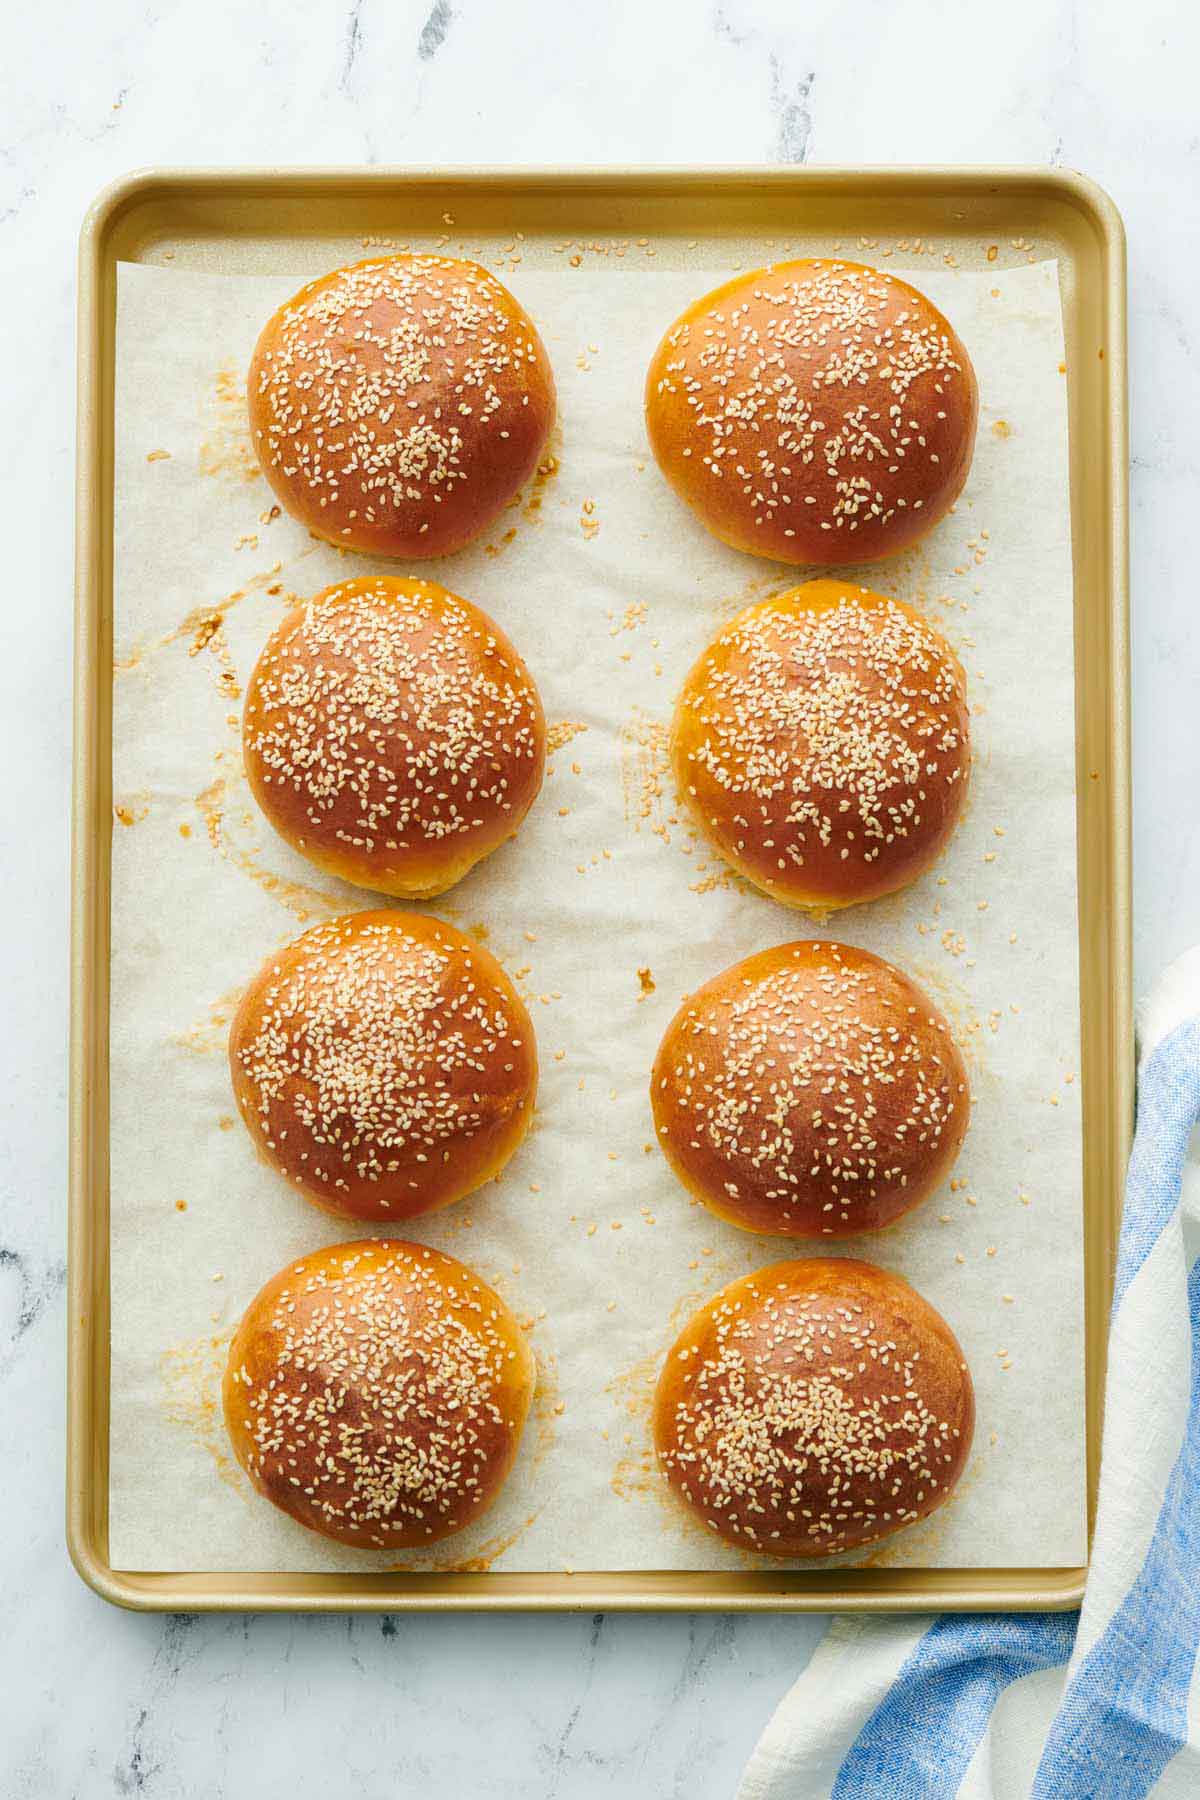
1112,1020,1200,1309
1030,1254,1200,1798
829,1020,1200,1800
831,1614,1076,1799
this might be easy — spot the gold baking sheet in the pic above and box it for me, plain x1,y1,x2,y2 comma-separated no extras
70,166,1130,1611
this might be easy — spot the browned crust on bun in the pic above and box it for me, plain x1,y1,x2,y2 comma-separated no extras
653,1257,974,1557
224,1238,535,1549
248,255,555,557
671,580,970,910
645,258,977,564
229,911,536,1222
651,939,969,1238
243,576,546,898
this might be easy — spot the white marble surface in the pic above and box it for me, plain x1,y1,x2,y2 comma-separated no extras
3,0,1197,1792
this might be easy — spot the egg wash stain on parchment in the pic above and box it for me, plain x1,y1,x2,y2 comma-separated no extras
195,748,347,928
186,575,345,931
113,791,151,828
199,362,261,483
710,569,797,623
116,552,349,943
483,420,563,556
113,556,313,676
529,1350,563,1473
604,1276,753,1562
606,1337,662,1506
618,706,758,899
171,980,247,1058
159,1328,252,1506
715,543,958,635
394,1511,543,1575
907,957,993,1084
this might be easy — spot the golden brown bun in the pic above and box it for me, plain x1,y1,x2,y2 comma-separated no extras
229,911,536,1221
224,1238,535,1549
672,581,970,910
651,940,969,1238
243,577,546,899
248,255,556,558
645,258,977,565
654,1258,974,1557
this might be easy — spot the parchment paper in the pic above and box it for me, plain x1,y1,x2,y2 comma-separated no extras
109,251,1084,1572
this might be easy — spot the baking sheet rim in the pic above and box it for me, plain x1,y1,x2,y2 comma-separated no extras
69,163,1131,1612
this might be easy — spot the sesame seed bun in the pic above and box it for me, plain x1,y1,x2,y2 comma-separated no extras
248,255,556,558
645,258,977,565
671,581,970,911
229,911,536,1222
654,1258,974,1557
224,1239,535,1550
651,941,969,1238
243,577,546,899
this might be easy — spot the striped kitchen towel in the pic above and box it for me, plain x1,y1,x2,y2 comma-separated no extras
739,948,1200,1800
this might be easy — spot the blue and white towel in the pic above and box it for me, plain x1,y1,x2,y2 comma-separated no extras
740,950,1200,1800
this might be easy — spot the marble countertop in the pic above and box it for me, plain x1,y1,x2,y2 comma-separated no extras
3,0,1196,1792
